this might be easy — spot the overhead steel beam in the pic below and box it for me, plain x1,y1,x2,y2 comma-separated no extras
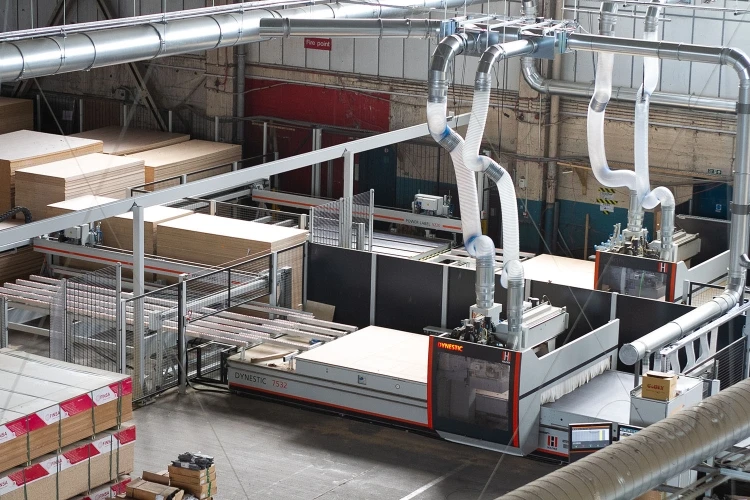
0,114,470,249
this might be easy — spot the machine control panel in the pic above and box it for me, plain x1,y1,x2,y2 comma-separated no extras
568,422,613,463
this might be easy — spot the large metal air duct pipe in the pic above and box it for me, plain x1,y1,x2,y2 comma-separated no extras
259,18,443,38
0,0,484,82
562,34,750,366
497,376,750,500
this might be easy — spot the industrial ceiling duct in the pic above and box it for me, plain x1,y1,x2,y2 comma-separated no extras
497,376,750,500
0,0,484,82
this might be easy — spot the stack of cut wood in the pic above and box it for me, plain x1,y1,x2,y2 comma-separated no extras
0,130,103,212
0,349,135,500
0,98,33,135
156,213,308,265
72,126,190,156
135,452,217,500
0,221,44,285
48,195,192,254
157,214,308,308
128,140,241,184
14,154,145,221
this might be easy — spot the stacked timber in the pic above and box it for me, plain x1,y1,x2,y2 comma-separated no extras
0,349,135,500
156,213,308,265
14,154,145,221
48,196,192,254
0,98,33,135
128,140,241,184
157,214,308,308
0,221,44,285
72,126,190,156
0,131,103,212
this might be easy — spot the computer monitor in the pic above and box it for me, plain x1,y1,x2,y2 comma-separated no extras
568,422,613,463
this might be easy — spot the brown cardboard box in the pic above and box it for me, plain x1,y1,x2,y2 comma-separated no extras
126,479,184,500
641,371,677,401
142,470,170,486
167,465,215,484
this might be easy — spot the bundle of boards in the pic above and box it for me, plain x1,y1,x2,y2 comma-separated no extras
0,221,44,285
0,349,135,500
0,131,103,213
72,126,190,156
48,196,192,254
128,140,242,184
0,98,33,135
14,154,145,221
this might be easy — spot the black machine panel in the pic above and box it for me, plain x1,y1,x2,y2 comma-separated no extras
595,252,678,301
428,336,521,448
375,255,443,333
307,244,371,327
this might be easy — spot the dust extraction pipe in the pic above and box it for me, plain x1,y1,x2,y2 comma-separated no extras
498,376,750,500
0,0,483,82
259,18,443,38
561,34,750,366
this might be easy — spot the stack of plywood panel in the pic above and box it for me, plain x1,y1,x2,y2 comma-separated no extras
156,214,308,265
0,349,134,500
0,98,33,135
0,131,103,213
72,126,190,156
0,221,44,285
14,154,145,221
157,214,308,308
47,196,192,254
128,140,241,184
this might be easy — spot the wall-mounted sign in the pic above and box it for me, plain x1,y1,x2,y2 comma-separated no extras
304,38,332,51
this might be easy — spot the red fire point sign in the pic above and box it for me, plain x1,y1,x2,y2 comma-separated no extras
304,38,332,51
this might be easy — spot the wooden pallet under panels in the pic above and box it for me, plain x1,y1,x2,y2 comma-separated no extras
0,131,103,213
0,98,33,135
72,126,190,156
14,154,145,221
0,349,133,474
128,140,241,184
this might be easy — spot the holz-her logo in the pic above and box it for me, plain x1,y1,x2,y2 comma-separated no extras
437,341,463,352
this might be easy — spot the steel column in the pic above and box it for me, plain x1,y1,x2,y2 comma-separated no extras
132,204,145,393
311,127,322,197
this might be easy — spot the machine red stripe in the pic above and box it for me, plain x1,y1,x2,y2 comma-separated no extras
513,352,521,448
229,382,429,428
426,339,435,429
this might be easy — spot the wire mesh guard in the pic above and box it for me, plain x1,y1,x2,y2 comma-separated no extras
687,336,748,395
310,190,374,250
49,266,121,373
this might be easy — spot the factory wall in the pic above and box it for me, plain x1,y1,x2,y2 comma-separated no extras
4,0,747,256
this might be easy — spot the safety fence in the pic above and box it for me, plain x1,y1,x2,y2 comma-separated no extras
310,190,374,250
50,265,122,372
685,281,726,307
686,336,748,397
45,245,304,401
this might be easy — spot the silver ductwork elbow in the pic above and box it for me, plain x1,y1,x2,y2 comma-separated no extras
428,33,473,103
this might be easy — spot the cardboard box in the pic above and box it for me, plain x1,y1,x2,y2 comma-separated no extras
126,479,184,500
641,371,677,401
169,477,216,499
167,465,215,484
142,470,170,486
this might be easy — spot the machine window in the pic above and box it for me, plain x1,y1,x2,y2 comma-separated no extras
435,352,511,431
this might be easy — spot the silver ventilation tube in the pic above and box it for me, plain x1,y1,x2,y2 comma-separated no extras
0,0,484,82
497,376,750,500
259,18,442,38
560,34,750,367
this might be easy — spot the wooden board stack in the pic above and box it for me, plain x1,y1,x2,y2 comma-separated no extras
156,214,308,264
157,214,308,308
72,126,190,156
128,140,241,184
0,131,103,213
0,98,33,135
0,221,44,285
48,196,192,254
0,349,134,500
14,154,145,221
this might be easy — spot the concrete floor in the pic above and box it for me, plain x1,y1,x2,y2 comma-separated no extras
133,388,559,500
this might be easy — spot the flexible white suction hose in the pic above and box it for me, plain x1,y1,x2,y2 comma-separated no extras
496,175,521,287
588,51,638,191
